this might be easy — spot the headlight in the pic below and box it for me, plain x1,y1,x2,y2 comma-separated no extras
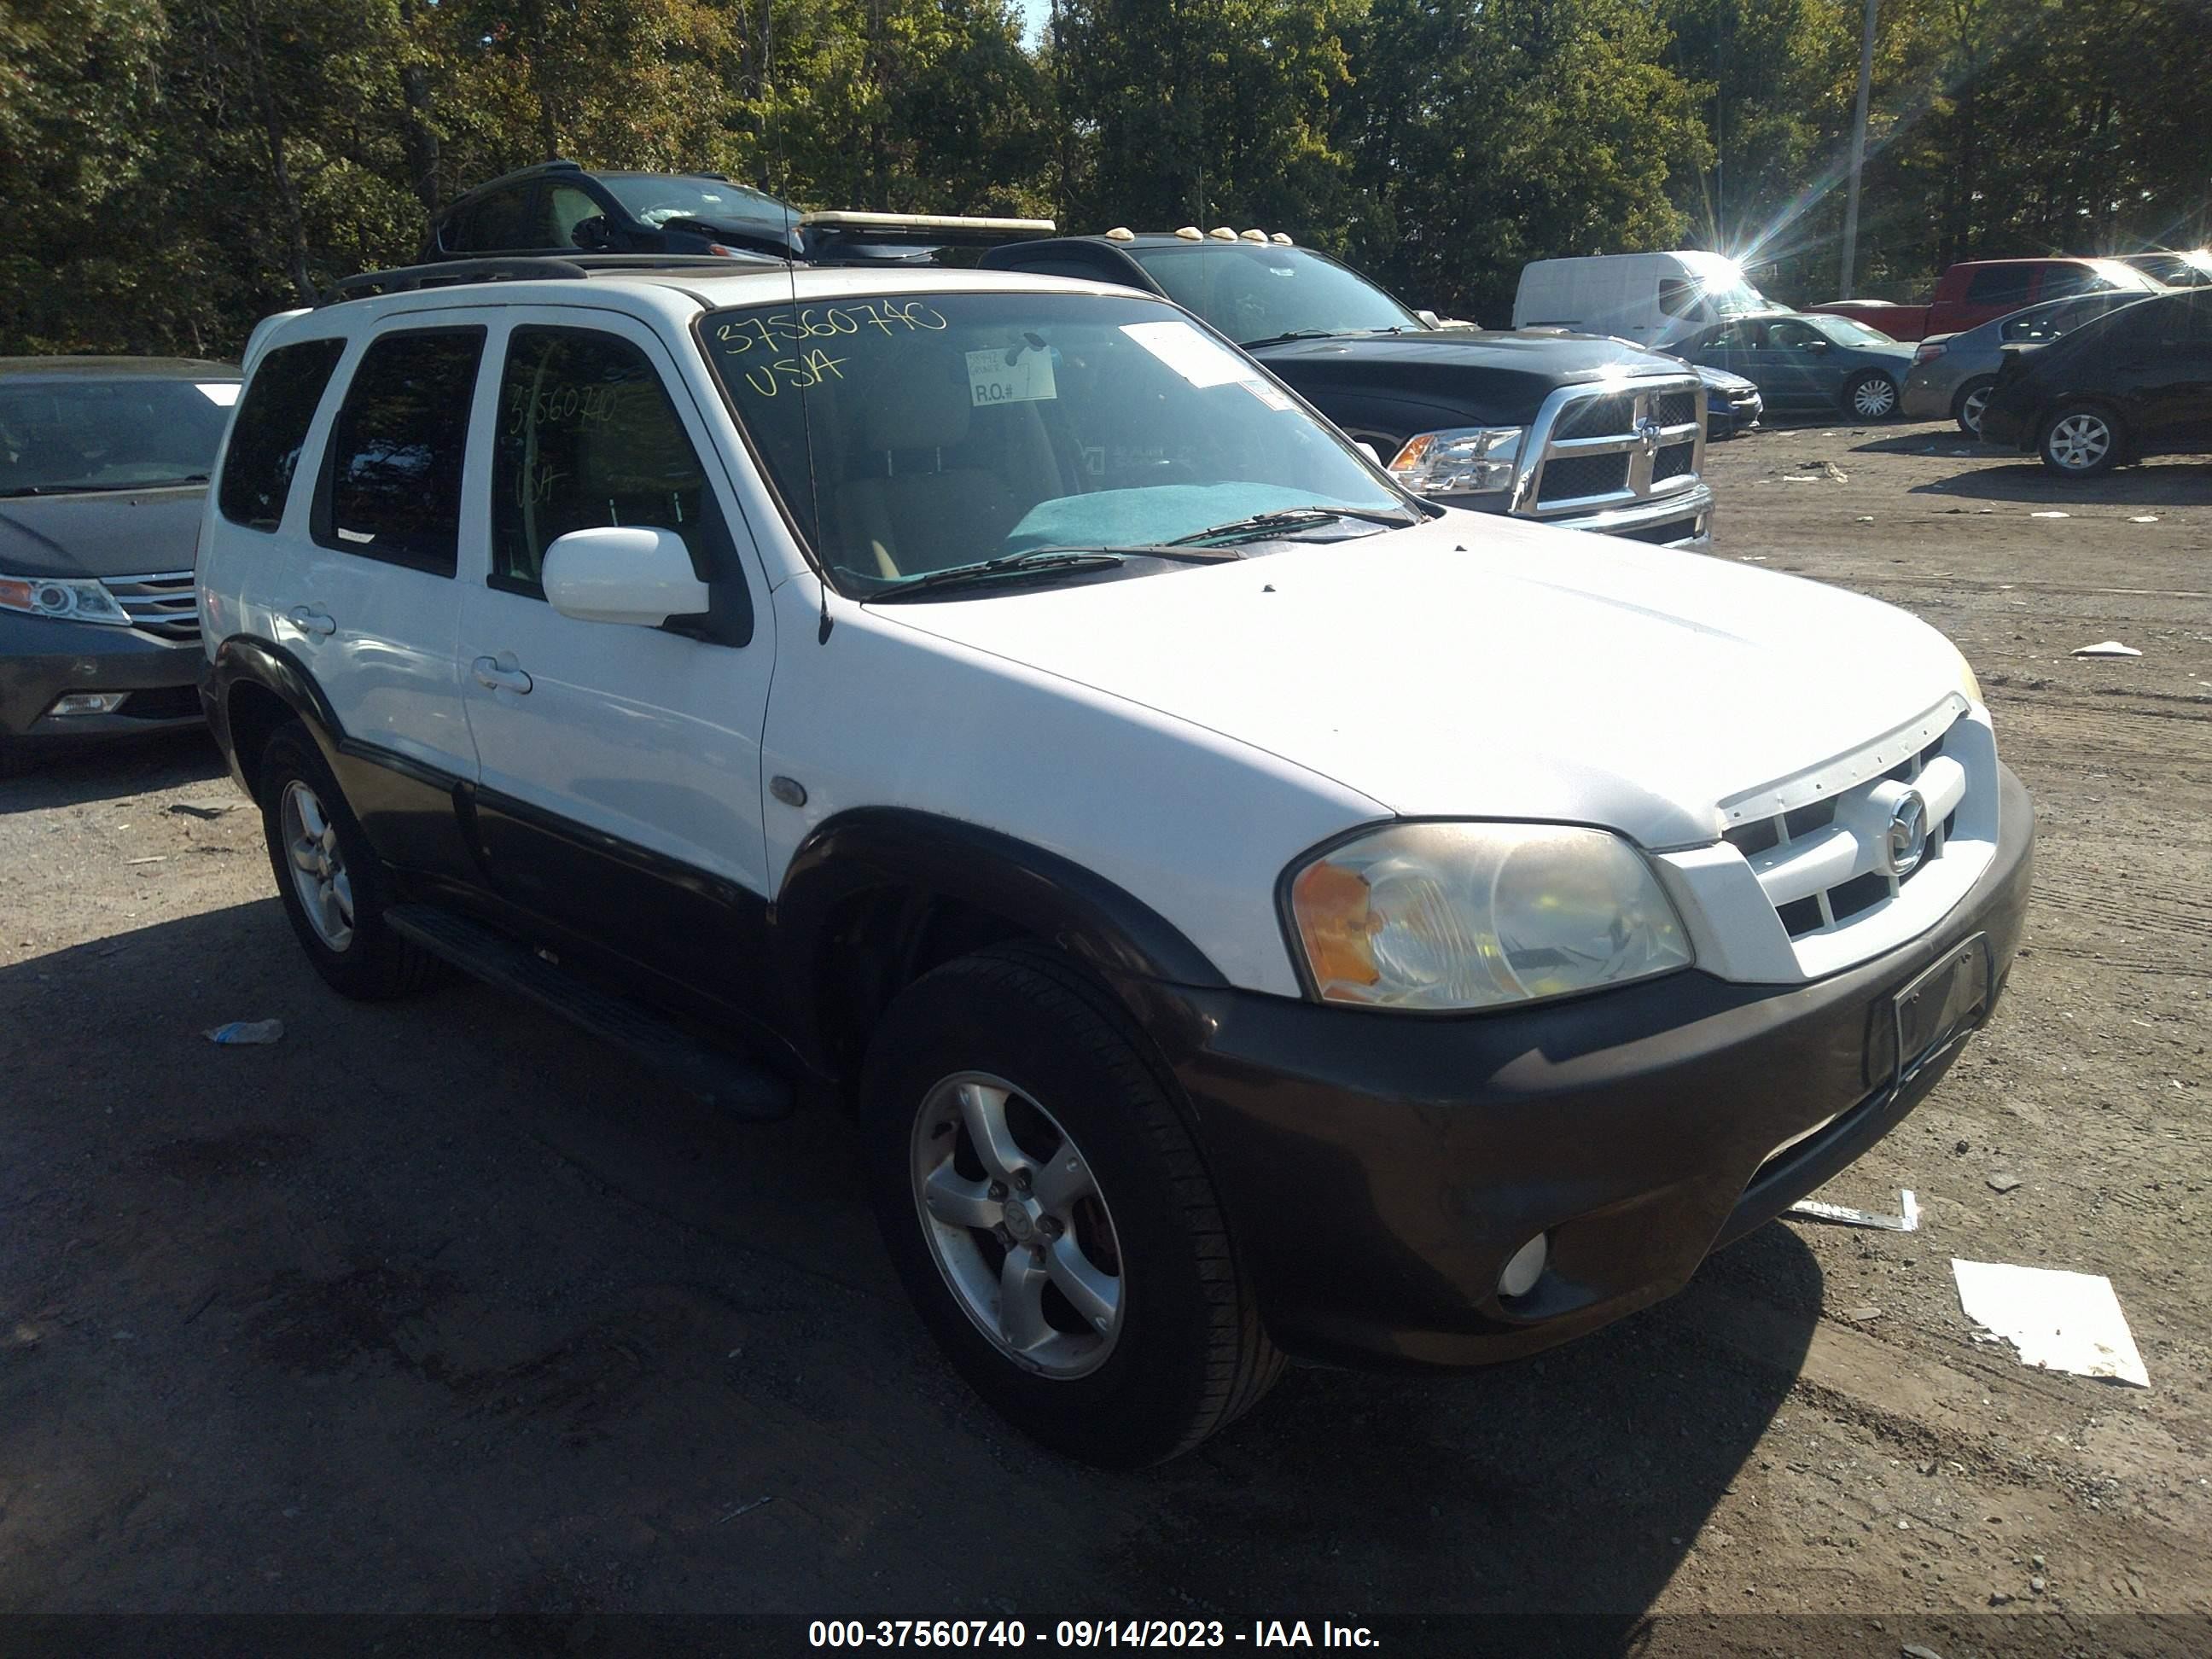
1286,822,1693,1010
1951,643,1982,705
1388,426,1523,496
0,573,133,626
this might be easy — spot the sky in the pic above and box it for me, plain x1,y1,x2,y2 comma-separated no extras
1013,0,1046,47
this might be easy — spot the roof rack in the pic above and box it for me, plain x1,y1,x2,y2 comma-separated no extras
319,253,777,306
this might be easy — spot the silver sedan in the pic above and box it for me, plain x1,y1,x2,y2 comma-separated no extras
1901,291,2151,436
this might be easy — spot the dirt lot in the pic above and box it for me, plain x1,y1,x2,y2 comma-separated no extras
2,422,2209,1647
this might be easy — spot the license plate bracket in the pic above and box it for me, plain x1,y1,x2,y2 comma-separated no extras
1883,932,1993,1095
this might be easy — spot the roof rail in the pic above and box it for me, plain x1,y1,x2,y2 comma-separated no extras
320,253,777,306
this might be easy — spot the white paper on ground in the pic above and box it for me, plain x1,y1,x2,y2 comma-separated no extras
1951,1259,2149,1388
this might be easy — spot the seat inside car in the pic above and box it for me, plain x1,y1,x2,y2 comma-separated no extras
830,352,1023,578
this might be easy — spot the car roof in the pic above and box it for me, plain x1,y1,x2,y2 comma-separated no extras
0,355,239,381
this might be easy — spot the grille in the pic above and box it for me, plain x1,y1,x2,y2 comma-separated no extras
1522,376,1703,525
104,571,200,642
1538,453,1630,504
1725,725,1966,939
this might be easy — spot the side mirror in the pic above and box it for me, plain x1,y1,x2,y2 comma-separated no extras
569,215,615,252
1416,309,1442,329
1355,439,1385,466
1803,337,1831,353
543,526,709,626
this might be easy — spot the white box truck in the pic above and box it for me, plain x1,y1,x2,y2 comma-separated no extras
1514,252,1774,347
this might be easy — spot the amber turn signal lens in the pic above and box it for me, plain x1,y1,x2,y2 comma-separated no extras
1289,859,1380,989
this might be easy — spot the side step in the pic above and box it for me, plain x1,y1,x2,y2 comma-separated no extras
386,904,794,1121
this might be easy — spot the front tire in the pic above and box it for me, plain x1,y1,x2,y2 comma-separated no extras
2039,402,2122,476
1845,371,1900,420
862,944,1283,1466
1953,376,1996,438
257,722,444,1000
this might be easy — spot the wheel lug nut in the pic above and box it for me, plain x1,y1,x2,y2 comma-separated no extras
987,1181,1008,1201
1013,1170,1031,1193
1041,1216,1063,1237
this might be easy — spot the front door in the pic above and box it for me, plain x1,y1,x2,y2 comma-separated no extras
451,308,778,1010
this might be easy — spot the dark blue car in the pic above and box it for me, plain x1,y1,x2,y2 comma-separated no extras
1673,310,1918,421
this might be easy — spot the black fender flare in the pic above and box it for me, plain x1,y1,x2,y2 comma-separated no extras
770,806,1228,1068
204,634,347,791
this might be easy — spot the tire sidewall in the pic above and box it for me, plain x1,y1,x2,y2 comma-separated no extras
860,955,1225,1465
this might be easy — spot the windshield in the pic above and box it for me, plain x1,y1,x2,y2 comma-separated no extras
0,375,236,494
1806,314,1895,346
701,291,1405,595
1698,274,1772,317
599,174,788,230
1126,244,1423,345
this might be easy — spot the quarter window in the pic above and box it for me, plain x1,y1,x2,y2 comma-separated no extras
317,328,485,575
218,339,345,532
491,326,748,638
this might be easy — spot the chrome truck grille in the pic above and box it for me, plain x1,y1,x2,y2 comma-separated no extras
103,571,201,643
1511,377,1705,519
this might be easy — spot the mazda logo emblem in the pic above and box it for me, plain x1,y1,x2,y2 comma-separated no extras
1886,789,1929,878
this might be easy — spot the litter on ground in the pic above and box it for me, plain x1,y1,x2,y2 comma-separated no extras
2073,640,2144,658
2030,510,2070,519
205,1019,285,1045
1952,1260,2150,1388
1787,1190,1919,1232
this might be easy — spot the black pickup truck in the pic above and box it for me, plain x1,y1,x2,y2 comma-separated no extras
979,230,1714,549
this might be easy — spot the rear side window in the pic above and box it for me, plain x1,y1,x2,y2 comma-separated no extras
316,328,485,574
1965,266,2034,308
218,339,346,531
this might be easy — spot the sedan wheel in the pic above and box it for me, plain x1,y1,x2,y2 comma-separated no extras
280,778,356,951
2040,406,2119,476
1956,380,1994,438
910,1071,1124,1378
1848,374,1899,419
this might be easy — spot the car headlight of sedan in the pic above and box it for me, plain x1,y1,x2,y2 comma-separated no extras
1387,426,1523,496
0,573,133,626
1286,822,1694,1010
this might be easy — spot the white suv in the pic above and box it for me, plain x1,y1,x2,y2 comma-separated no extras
197,257,2034,1466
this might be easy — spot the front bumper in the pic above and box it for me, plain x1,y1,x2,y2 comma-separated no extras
1900,371,1955,422
0,613,205,749
1445,480,1715,550
1126,765,2034,1370
1976,397,2033,451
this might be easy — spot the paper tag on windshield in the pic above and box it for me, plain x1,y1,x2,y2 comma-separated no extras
966,346,1057,407
196,382,242,406
1120,320,1249,387
1241,378,1294,411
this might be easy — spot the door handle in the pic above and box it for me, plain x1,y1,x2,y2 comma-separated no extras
472,655,533,695
286,605,336,637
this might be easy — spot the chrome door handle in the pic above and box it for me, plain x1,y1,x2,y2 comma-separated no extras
472,655,533,695
286,605,336,637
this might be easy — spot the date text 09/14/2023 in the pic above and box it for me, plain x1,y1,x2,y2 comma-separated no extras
806,1621,1380,1649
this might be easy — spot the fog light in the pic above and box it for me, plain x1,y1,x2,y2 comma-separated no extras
1499,1233,1549,1299
47,691,128,718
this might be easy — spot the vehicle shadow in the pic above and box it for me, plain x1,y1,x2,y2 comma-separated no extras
0,901,1819,1623
1903,457,2212,509
0,730,226,816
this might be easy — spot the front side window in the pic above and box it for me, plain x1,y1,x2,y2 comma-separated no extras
1,375,237,499
317,328,484,574
450,187,533,252
1126,245,1422,346
219,339,343,529
1965,266,2035,308
1806,315,1894,347
700,291,1405,593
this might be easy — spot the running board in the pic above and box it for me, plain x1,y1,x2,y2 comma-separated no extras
386,904,794,1121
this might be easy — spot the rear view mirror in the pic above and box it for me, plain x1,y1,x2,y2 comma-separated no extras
543,527,709,626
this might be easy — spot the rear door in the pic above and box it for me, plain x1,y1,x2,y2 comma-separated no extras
2128,294,2212,454
451,306,777,1007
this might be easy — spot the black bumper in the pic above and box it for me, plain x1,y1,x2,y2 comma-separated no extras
0,613,205,749
1126,766,2034,1370
1976,395,2033,451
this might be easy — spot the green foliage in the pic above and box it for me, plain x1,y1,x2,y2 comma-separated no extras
2,0,2205,357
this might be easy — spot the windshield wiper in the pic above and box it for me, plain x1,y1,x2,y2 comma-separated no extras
1166,505,1417,547
873,549,1129,598
1237,328,1339,349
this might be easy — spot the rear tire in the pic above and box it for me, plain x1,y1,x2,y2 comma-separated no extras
257,721,445,1000
1845,371,1900,420
1953,376,1996,438
861,943,1283,1466
2038,402,2123,476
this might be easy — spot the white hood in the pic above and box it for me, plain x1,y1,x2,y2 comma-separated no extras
872,514,1968,849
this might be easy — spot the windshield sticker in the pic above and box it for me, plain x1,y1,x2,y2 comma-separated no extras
965,342,1057,407
713,300,946,356
1242,379,1294,411
197,382,242,406
1119,320,1249,387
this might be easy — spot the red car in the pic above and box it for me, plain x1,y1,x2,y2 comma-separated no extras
1807,258,2163,342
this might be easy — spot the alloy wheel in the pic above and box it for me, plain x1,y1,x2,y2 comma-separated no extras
909,1071,1125,1378
281,778,355,951
2046,412,2111,473
1960,385,1991,435
1852,376,1898,418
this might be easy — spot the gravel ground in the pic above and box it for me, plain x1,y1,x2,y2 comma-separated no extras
1,420,2208,1646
